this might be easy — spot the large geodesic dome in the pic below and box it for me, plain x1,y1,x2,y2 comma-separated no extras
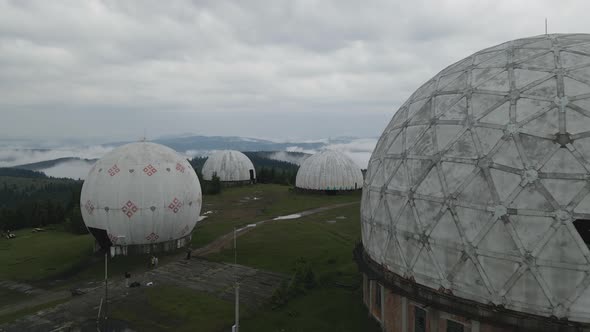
81,142,202,252
202,150,255,182
361,34,590,322
296,150,363,191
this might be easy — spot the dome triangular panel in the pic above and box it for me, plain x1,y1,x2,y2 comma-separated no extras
477,220,520,255
521,108,559,136
415,167,444,197
439,97,467,120
565,77,590,96
516,98,553,122
490,169,521,202
537,225,587,264
520,51,555,69
519,135,556,167
506,270,551,308
476,70,510,92
430,209,462,245
414,199,444,231
387,162,411,192
436,125,464,151
457,172,494,205
514,69,550,89
441,161,475,194
521,78,558,98
479,102,510,124
473,127,504,155
561,51,590,68
574,193,590,214
510,215,553,251
445,131,478,158
566,107,590,135
472,93,506,118
454,206,493,243
492,138,524,169
541,148,586,174
538,266,585,304
477,255,519,293
510,186,552,211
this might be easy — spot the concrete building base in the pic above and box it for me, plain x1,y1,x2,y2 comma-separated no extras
353,243,590,332
94,235,192,256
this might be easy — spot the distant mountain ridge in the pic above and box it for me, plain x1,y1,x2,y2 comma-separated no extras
106,135,346,152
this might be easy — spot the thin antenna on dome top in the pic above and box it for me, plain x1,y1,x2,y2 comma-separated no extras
545,18,548,35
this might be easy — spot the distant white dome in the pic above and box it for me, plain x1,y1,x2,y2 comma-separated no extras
362,34,590,322
296,150,363,191
202,150,255,182
80,142,202,247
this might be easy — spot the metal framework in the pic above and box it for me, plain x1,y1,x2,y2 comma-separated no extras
202,150,256,182
362,34,590,322
296,150,363,191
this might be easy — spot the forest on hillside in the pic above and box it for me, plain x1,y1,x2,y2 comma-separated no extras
0,168,86,234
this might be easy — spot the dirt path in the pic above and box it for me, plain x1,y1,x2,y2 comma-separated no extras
192,201,359,257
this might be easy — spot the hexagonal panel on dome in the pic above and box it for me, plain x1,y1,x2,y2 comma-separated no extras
362,34,590,323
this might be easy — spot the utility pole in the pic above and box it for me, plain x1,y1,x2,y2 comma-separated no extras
233,227,239,332
232,224,256,332
104,251,108,331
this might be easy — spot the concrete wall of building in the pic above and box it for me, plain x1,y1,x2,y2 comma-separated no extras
363,273,517,332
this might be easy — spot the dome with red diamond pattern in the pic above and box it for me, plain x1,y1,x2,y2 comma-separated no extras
80,142,202,247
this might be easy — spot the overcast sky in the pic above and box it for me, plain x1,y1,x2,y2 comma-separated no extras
1,0,589,143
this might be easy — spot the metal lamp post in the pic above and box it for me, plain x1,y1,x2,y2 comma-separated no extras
232,224,256,332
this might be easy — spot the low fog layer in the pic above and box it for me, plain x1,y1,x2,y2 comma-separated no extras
1,137,376,179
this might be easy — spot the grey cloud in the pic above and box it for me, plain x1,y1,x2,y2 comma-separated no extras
0,0,588,141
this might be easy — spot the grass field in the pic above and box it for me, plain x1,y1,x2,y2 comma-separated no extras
0,229,93,281
207,203,362,283
110,285,237,332
206,202,381,332
0,183,377,331
192,184,360,248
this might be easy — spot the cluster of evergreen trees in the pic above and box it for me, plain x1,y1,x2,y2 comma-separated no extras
0,168,85,234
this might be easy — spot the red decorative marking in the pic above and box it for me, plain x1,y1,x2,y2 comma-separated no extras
143,164,157,176
84,200,94,215
122,200,138,218
146,232,159,242
108,233,118,244
176,163,185,173
108,165,120,176
168,197,182,213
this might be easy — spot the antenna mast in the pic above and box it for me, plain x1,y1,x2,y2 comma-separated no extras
545,18,548,35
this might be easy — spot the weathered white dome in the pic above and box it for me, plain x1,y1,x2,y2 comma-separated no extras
362,34,590,322
296,150,363,191
80,142,202,246
202,150,255,182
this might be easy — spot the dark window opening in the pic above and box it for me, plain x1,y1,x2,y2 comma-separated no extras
374,283,382,312
573,219,590,246
88,227,112,252
249,169,255,181
414,306,426,332
447,320,464,332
